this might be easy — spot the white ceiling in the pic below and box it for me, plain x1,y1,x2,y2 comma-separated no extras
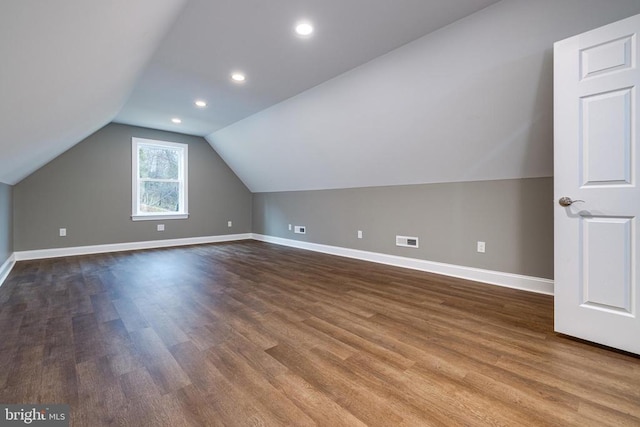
208,0,640,192
0,0,188,185
114,0,502,136
0,0,506,185
3,0,640,192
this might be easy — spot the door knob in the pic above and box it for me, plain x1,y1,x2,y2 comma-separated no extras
559,197,584,207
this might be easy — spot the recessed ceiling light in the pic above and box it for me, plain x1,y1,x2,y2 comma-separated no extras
231,72,246,82
194,100,207,108
171,117,182,124
295,21,314,36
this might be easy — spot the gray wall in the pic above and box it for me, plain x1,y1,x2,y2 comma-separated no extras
14,123,252,251
0,183,12,263
253,177,553,279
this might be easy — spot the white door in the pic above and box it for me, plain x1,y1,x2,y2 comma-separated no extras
555,13,640,355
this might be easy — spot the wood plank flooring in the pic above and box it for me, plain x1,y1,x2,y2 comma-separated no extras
0,241,639,426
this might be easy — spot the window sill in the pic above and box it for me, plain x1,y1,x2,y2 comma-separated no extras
131,214,189,221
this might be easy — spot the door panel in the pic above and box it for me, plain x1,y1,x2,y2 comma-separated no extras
580,88,632,186
580,35,633,79
555,13,640,355
581,216,633,314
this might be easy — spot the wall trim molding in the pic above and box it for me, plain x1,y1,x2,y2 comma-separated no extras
252,234,554,295
0,253,16,287
13,234,252,261
9,233,554,295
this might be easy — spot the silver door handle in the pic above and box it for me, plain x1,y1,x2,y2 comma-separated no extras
559,197,584,207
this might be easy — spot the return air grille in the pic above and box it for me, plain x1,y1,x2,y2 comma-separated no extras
396,235,419,248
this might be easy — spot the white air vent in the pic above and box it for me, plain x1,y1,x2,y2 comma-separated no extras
294,225,306,234
396,235,419,248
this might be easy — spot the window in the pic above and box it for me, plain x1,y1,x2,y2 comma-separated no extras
132,138,188,221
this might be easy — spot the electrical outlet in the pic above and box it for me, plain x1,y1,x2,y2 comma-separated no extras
59,228,67,237
157,224,165,232
227,221,232,228
288,224,292,231
357,230,363,239
294,225,306,234
477,241,486,253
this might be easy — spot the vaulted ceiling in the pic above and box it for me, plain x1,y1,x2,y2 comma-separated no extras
0,0,188,185
115,0,502,136
2,1,640,191
0,0,500,185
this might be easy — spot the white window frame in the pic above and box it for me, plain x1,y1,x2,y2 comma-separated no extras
131,137,189,221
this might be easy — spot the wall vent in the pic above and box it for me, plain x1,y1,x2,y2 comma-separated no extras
396,235,419,248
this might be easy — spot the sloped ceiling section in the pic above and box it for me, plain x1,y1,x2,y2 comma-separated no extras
207,0,640,193
0,0,187,185
115,0,501,137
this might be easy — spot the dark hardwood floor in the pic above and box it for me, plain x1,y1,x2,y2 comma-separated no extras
0,241,638,426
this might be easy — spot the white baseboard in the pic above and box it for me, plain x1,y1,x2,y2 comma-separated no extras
0,253,16,287
251,234,554,295
14,233,252,261
9,233,554,295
